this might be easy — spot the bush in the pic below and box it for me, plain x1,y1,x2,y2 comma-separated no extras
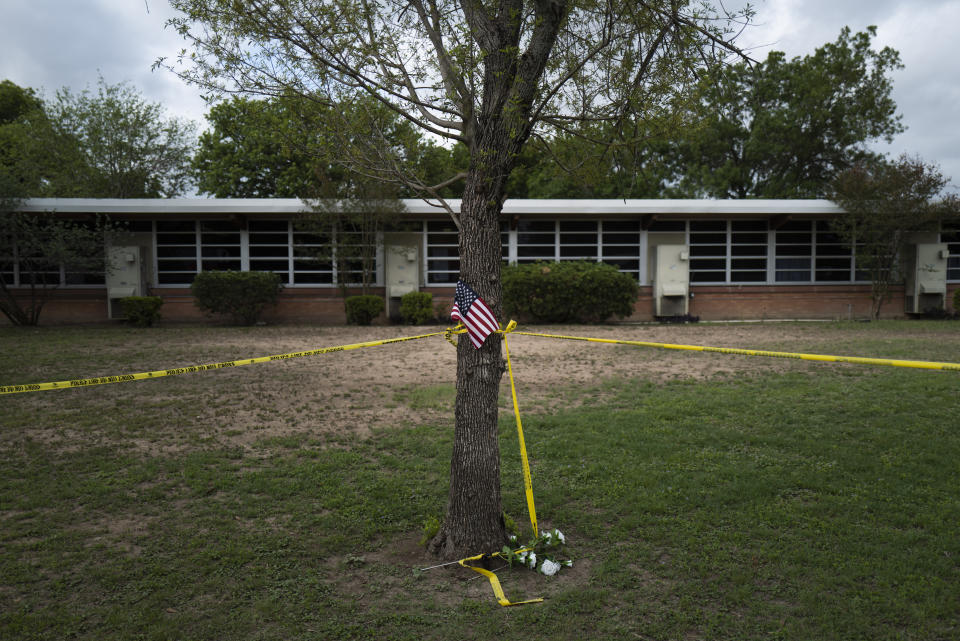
191,271,283,325
120,296,163,327
502,261,638,323
344,295,384,325
399,291,434,324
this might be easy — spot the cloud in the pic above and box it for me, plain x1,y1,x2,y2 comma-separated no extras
0,0,207,126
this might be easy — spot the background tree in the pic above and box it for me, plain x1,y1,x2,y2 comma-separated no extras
1,78,198,198
1,78,196,325
164,0,750,560
0,209,118,326
49,77,197,198
194,95,324,197
194,94,465,199
0,80,91,198
670,26,903,198
829,154,960,319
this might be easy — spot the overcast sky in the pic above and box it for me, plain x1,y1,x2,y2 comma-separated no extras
2,0,958,193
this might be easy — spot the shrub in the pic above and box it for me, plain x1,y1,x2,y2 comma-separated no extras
399,291,434,324
120,296,163,327
502,261,638,323
191,271,283,325
344,295,384,325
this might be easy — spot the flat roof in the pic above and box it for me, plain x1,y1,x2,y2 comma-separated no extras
17,197,845,216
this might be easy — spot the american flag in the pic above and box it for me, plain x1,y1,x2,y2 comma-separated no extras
451,280,499,349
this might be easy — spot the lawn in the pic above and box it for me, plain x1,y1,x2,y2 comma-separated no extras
1,321,958,640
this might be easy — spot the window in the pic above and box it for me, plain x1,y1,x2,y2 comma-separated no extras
249,220,291,284
291,224,334,285
426,220,459,284
200,220,242,272
334,225,371,286
0,230,13,286
814,221,855,282
775,220,813,282
155,221,198,285
516,220,556,263
0,220,106,287
689,221,727,283
559,221,598,260
943,227,960,281
774,220,857,283
600,221,641,280
730,221,768,282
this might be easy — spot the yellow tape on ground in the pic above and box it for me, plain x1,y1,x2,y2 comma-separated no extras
513,331,960,372
0,330,446,395
458,553,543,607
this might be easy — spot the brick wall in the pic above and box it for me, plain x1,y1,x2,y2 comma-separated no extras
4,283,952,325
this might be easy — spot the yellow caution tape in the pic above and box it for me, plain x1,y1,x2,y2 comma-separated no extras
502,321,538,539
458,553,544,607
513,330,960,371
0,330,446,395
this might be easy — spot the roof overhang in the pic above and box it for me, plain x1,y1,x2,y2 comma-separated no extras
16,197,845,218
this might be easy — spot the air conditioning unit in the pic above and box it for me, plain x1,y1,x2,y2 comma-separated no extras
105,246,148,319
904,243,949,314
654,244,690,317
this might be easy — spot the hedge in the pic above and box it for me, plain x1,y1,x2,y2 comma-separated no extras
502,261,638,323
191,271,283,325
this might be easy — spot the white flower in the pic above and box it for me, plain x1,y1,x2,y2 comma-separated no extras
540,559,561,576
516,551,528,565
527,552,537,569
555,529,565,544
563,560,573,567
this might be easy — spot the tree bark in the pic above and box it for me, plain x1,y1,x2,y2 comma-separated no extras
428,142,515,560
428,0,568,560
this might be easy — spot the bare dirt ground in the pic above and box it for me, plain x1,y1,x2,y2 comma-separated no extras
134,321,958,449
7,320,959,454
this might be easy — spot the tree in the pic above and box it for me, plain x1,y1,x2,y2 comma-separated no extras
829,155,960,319
194,94,465,198
1,78,198,198
49,78,198,198
0,208,118,326
163,0,749,559
301,182,406,296
0,81,91,198
670,26,904,198
194,95,326,197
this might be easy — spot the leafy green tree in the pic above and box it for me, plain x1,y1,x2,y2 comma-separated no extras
672,27,904,198
506,128,675,198
0,80,42,125
194,95,326,197
1,78,197,198
0,81,90,198
50,78,197,197
829,154,960,319
163,0,750,559
194,93,465,199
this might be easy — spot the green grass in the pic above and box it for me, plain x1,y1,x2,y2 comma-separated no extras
1,322,959,639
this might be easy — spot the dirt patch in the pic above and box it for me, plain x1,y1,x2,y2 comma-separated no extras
5,321,958,453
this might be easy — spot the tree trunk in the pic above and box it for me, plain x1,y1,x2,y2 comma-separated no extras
429,139,518,560
428,0,567,560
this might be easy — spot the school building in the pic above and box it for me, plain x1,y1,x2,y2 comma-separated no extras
5,198,959,324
